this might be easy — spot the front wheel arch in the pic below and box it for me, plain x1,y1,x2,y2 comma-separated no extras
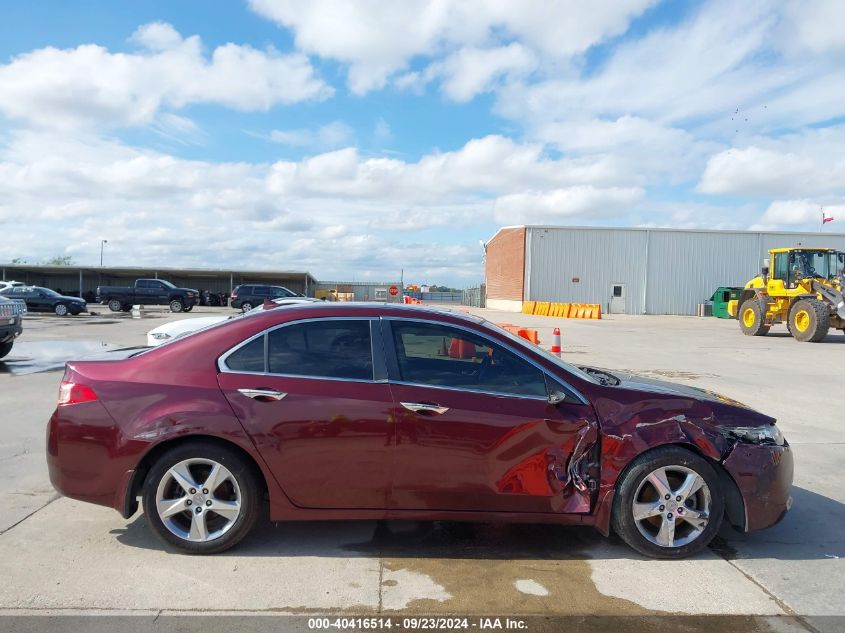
608,442,746,532
124,435,269,519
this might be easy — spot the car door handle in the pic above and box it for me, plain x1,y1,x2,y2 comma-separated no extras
237,388,287,402
400,402,449,415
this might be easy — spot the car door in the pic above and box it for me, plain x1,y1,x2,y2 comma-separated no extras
217,317,395,509
384,319,597,515
135,280,156,303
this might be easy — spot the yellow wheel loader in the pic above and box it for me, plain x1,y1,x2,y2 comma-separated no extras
728,247,845,342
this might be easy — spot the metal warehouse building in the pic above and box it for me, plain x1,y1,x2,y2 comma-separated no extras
485,225,845,316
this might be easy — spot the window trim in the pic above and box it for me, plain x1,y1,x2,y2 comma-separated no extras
217,316,382,384
380,317,588,404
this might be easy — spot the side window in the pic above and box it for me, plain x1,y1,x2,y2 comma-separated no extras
224,336,265,373
390,321,547,397
773,253,788,282
268,320,373,380
137,280,150,289
254,286,269,297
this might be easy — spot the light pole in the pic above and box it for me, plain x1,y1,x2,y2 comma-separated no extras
100,239,108,267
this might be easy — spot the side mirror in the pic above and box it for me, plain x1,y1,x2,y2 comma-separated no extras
761,266,769,276
547,391,567,406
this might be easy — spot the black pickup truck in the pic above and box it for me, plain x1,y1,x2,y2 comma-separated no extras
0,295,25,359
96,279,200,313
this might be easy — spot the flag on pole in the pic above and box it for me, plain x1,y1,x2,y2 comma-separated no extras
823,215,834,224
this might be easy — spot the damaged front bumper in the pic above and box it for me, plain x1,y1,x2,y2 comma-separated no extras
722,439,794,532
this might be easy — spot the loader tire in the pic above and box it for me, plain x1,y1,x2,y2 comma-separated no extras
739,298,769,336
789,299,830,342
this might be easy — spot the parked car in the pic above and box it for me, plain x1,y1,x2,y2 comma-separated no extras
146,298,319,346
0,285,87,316
0,295,26,359
47,304,792,558
96,279,200,313
229,284,302,311
0,280,24,293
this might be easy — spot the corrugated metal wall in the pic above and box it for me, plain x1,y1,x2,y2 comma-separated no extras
526,227,648,314
525,227,845,315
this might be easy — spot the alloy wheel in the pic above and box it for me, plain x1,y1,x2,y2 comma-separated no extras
155,458,242,543
632,465,712,548
55,304,68,316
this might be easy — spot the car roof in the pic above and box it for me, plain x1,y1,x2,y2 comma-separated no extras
248,301,486,324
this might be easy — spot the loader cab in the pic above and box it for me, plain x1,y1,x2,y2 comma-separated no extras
771,248,840,289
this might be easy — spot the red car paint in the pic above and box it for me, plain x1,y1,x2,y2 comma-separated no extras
46,303,792,536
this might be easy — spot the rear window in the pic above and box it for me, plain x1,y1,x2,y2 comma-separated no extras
224,337,265,373
268,320,373,380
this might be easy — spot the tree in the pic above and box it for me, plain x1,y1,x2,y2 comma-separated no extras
42,256,75,266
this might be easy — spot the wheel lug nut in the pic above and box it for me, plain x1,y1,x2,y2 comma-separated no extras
664,494,670,500
195,507,202,514
206,500,212,506
190,488,196,494
659,505,665,511
202,489,208,495
667,513,673,520
676,496,682,502
677,508,684,513
186,499,192,506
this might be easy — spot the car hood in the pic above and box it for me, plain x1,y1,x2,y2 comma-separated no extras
584,366,776,428
57,295,86,303
611,370,751,408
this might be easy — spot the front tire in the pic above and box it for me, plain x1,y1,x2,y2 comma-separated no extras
142,442,260,554
0,341,13,360
789,298,830,342
54,303,68,317
738,298,770,336
169,299,185,313
611,446,724,559
108,299,122,312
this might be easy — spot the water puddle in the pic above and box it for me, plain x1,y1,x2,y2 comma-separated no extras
0,340,146,375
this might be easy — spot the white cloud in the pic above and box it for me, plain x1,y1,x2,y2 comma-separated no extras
759,200,845,226
0,22,332,129
697,125,845,197
426,44,537,102
268,120,355,149
493,186,644,224
248,0,657,95
0,131,634,282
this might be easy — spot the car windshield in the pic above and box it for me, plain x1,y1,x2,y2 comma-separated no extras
36,287,60,297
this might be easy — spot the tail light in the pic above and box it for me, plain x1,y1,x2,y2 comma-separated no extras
230,291,238,299
58,381,98,406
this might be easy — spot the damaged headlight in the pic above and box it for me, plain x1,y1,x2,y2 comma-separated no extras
723,425,784,446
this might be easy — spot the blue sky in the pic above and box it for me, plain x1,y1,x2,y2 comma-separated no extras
0,0,843,285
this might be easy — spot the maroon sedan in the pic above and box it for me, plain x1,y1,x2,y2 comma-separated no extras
47,303,792,558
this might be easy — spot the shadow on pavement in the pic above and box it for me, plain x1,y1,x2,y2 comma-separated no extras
111,486,844,561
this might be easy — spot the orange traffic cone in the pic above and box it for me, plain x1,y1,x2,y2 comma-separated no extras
551,328,562,357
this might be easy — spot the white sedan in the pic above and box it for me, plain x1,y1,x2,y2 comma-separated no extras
146,298,318,346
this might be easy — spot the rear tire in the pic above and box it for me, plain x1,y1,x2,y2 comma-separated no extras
0,341,13,360
789,298,830,342
108,299,122,312
241,302,254,312
142,442,261,554
612,446,724,559
738,298,770,336
169,299,185,313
